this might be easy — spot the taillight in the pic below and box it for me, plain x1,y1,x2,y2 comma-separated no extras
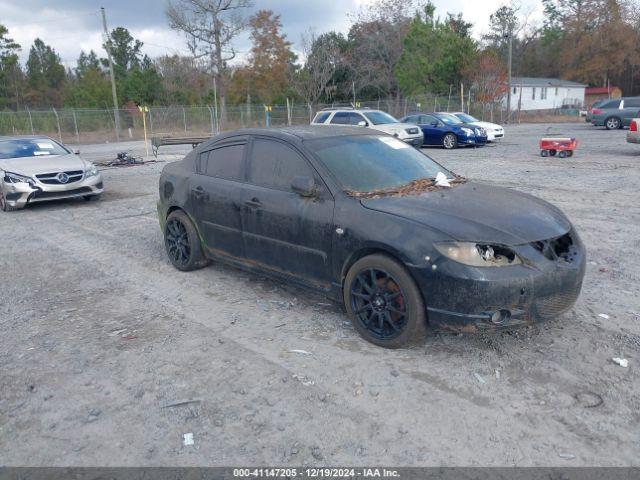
631,120,638,132
592,108,602,115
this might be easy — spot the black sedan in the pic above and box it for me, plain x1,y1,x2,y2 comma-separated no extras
157,126,585,348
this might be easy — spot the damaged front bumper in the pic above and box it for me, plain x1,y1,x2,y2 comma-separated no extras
3,174,104,209
410,230,586,333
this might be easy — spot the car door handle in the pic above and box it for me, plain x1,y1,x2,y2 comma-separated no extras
245,198,261,209
192,186,209,200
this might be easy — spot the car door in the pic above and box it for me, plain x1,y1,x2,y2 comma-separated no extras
419,115,442,145
191,139,247,258
241,136,335,285
621,98,640,126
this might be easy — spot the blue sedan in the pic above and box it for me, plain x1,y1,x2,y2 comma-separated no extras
401,112,488,149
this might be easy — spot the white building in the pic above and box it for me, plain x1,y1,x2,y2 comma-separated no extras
504,77,586,111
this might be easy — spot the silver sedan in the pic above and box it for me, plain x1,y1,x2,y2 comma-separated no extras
0,136,103,211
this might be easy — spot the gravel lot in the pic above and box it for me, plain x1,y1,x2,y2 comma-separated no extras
1,122,639,466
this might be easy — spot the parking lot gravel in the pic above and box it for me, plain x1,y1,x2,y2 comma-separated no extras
1,122,639,466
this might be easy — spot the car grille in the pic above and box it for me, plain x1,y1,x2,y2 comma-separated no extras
32,186,93,199
534,281,582,320
475,128,486,136
36,170,84,185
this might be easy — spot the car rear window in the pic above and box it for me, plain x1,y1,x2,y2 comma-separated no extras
600,99,621,109
248,138,314,191
203,143,245,180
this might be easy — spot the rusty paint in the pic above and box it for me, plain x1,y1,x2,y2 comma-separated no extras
346,176,467,200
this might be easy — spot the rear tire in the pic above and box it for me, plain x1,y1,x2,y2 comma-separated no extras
344,254,427,348
164,210,208,271
442,133,458,149
605,117,621,130
558,151,568,158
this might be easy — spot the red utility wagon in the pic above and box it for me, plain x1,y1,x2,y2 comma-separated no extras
539,137,578,158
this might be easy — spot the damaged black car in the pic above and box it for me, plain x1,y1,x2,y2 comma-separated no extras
157,126,586,348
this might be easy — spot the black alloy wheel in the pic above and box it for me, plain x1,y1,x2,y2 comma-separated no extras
164,210,208,271
344,254,427,348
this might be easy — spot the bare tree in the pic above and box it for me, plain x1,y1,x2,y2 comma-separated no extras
290,30,341,117
166,0,252,122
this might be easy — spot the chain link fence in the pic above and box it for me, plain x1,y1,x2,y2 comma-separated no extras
0,94,577,145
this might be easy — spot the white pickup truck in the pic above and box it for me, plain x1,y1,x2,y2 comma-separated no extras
628,118,640,144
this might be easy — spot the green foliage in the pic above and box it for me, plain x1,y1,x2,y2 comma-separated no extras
0,24,22,109
26,38,66,107
104,27,143,78
121,57,164,105
396,6,476,95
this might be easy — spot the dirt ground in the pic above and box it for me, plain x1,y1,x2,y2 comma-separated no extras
1,122,639,467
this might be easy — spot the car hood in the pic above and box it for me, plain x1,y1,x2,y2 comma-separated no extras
0,153,89,176
360,182,571,244
371,123,421,135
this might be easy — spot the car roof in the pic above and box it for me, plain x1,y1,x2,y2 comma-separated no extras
0,135,55,141
215,126,376,142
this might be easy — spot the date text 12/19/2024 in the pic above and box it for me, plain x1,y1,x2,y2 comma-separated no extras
233,468,400,478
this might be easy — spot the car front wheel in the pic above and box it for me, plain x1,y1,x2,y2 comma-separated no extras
0,190,19,212
442,133,458,149
344,254,427,348
164,210,208,271
605,117,621,130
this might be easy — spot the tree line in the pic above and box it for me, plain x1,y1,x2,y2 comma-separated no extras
0,0,639,112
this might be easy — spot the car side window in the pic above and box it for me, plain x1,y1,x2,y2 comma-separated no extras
624,98,640,108
313,112,331,123
330,112,350,124
202,143,245,181
404,115,418,123
248,138,314,191
350,113,366,125
420,115,437,125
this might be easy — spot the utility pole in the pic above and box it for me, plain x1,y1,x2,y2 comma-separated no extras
101,7,120,141
506,33,513,124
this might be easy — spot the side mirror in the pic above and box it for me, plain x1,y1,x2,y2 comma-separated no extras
291,176,317,197
431,121,439,127
357,120,368,127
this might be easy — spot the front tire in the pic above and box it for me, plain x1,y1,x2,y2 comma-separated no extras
442,133,458,149
605,117,621,130
0,190,19,212
344,254,427,348
164,210,208,271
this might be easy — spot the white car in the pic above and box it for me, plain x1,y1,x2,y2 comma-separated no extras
450,112,505,141
311,109,424,147
0,136,103,211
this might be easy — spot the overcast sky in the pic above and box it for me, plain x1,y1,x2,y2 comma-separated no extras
1,0,543,68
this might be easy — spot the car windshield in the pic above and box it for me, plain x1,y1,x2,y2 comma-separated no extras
0,138,69,159
306,135,454,193
363,111,398,125
437,114,463,125
455,113,478,123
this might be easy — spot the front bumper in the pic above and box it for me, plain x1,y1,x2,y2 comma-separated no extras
459,135,488,146
399,135,424,147
487,131,504,141
410,232,586,333
3,173,104,209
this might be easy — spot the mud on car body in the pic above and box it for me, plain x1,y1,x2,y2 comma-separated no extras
157,126,585,348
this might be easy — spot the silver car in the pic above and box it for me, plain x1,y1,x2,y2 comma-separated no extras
0,136,103,211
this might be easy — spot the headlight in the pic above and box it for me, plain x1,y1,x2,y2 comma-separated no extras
434,242,522,267
85,164,99,177
461,127,474,136
3,171,34,185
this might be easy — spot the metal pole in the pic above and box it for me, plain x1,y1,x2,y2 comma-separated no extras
26,108,34,134
101,7,120,141
148,108,154,135
461,83,464,112
52,108,62,143
182,106,187,132
213,76,220,133
286,98,292,126
447,85,452,111
506,33,513,124
207,106,215,134
72,109,80,143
